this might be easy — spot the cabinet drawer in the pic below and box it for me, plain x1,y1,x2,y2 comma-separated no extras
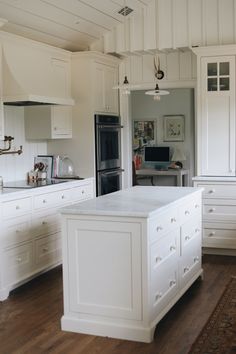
32,212,60,237
179,195,201,224
151,229,179,271
35,233,62,269
180,236,201,288
203,223,236,249
72,183,93,202
181,216,201,251
149,208,179,243
199,183,236,199
2,197,31,219
3,242,34,287
203,203,236,222
2,215,31,249
150,259,178,321
33,189,71,210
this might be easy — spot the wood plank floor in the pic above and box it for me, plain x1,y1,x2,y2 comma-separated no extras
1,254,236,354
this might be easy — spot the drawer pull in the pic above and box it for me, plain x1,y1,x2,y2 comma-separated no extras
42,247,49,252
194,256,199,263
42,221,47,225
155,256,162,263
15,229,20,233
185,236,190,241
185,210,190,215
15,205,20,210
208,189,215,194
61,195,65,199
169,280,176,287
171,217,176,223
82,190,85,194
184,267,189,273
16,257,22,263
156,226,163,232
209,208,215,213
195,228,200,233
155,293,162,301
43,199,47,204
170,245,176,251
195,204,200,209
209,231,215,237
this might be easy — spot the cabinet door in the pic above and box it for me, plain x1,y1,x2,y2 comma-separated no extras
104,65,119,114
0,44,4,140
94,63,106,113
200,56,235,176
51,106,72,139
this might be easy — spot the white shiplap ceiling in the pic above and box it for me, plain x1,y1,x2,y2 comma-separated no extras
0,0,151,51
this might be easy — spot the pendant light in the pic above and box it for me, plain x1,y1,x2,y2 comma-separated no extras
145,56,169,100
112,1,140,95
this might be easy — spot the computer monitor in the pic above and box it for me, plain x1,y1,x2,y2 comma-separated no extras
144,146,170,168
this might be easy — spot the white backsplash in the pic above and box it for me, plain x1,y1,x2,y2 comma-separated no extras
0,106,47,182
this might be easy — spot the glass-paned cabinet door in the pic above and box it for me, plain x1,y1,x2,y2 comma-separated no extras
207,60,230,92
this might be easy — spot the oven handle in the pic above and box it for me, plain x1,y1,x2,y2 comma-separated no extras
97,124,123,129
100,169,124,176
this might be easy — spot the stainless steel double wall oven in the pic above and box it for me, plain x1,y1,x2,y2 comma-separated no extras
95,114,123,196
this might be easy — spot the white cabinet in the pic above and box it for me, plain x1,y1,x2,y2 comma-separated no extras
25,105,72,139
0,178,94,301
193,178,236,251
0,45,4,140
94,62,119,114
61,188,202,343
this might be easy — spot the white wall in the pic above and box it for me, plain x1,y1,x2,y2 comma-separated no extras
131,88,194,186
0,106,47,182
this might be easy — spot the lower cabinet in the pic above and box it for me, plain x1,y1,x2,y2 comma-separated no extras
0,178,94,301
193,179,236,251
61,190,202,343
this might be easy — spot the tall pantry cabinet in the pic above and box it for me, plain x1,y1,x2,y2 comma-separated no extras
193,45,236,253
47,52,120,180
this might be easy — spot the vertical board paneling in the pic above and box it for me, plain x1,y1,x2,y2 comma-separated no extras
144,0,157,51
179,52,192,80
166,52,180,81
130,56,143,83
157,0,173,49
205,0,219,45
173,0,188,48
142,55,156,83
188,0,203,47
0,106,47,182
218,0,234,44
130,11,144,52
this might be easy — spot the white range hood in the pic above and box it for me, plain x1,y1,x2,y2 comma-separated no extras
1,40,75,106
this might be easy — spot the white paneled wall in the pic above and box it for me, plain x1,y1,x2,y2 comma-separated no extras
0,106,47,182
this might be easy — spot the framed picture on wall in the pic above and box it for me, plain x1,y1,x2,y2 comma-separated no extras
163,115,185,142
133,120,156,148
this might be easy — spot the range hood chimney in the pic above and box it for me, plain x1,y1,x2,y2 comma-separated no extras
2,43,74,106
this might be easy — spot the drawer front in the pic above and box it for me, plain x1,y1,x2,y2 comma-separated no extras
34,189,71,210
35,233,62,269
149,208,179,243
2,215,31,248
203,224,236,249
72,183,93,202
151,229,179,270
3,242,34,286
2,197,31,219
180,236,201,288
150,259,178,321
181,216,201,251
203,203,236,222
179,195,202,224
198,183,236,199
32,212,60,237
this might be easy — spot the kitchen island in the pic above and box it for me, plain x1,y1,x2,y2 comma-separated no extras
60,186,203,343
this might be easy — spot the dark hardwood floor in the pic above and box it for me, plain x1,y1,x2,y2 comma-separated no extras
1,254,236,354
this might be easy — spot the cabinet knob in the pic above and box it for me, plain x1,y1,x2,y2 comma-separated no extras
185,210,190,215
209,231,215,237
156,226,163,232
15,229,20,233
184,267,189,273
61,194,65,199
42,221,47,225
43,199,47,204
195,204,200,209
195,228,200,233
16,205,20,210
194,256,199,263
209,208,215,213
155,256,162,263
54,127,57,131
171,217,176,223
185,235,190,241
43,247,49,252
82,190,85,194
155,293,162,301
170,245,176,251
208,189,215,194
169,280,176,287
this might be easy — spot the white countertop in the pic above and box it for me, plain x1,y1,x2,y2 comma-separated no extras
60,186,202,218
193,176,236,182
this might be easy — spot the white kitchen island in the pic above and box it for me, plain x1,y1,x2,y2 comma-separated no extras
60,186,203,343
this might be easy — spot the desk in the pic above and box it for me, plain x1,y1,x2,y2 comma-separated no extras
136,168,189,187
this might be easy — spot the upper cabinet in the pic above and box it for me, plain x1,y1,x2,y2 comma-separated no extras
94,62,118,114
193,46,236,177
0,44,4,141
25,105,72,140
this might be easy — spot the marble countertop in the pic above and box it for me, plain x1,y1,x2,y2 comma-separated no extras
60,186,202,218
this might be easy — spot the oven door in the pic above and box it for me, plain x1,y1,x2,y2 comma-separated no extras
97,169,123,196
96,125,121,171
